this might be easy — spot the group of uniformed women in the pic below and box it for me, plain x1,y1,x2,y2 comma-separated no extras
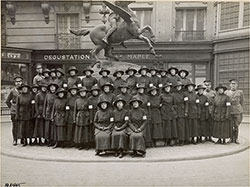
10,65,236,158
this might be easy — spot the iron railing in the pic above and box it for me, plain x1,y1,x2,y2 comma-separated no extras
175,30,205,41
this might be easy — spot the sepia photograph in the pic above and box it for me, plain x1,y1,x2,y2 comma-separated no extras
1,0,249,186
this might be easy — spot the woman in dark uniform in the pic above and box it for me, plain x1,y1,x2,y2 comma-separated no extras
212,84,231,144
160,82,178,146
97,68,113,89
111,97,129,158
88,85,101,148
113,70,125,95
16,84,33,146
34,83,48,145
48,69,57,85
73,87,91,150
125,67,138,95
94,99,113,156
173,81,186,146
43,83,58,146
184,81,199,144
65,85,79,147
178,69,190,87
128,96,147,158
116,83,132,110
98,82,116,104
55,68,67,88
149,67,160,88
147,86,163,147
168,67,180,86
42,68,51,85
30,84,39,145
134,84,151,147
159,68,169,85
137,66,150,88
51,88,68,148
196,85,209,143
82,67,98,91
67,66,82,89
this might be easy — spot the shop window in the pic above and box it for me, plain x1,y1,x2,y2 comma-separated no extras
243,2,250,27
57,14,80,49
218,51,249,113
175,9,206,41
1,14,6,46
220,2,239,31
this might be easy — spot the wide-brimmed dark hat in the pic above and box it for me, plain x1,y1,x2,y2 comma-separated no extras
49,69,56,76
138,66,149,74
31,84,39,89
203,80,212,83
91,84,101,92
195,84,206,91
173,81,184,88
129,96,143,106
56,88,67,95
178,69,189,77
55,68,65,75
113,97,126,107
168,66,179,74
97,99,111,108
113,70,124,77
78,86,88,93
19,84,31,90
48,82,59,89
159,68,168,74
148,85,159,93
39,82,48,88
229,79,238,83
215,84,227,91
149,66,158,72
68,66,78,74
13,75,23,81
42,68,50,75
185,80,196,88
162,82,173,88
136,83,146,89
125,67,137,74
82,67,94,75
101,82,114,90
99,68,110,75
118,83,129,89
68,85,78,91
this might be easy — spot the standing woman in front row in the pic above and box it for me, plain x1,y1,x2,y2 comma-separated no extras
43,83,58,146
212,84,231,144
16,84,33,146
128,96,147,158
51,88,68,148
94,99,113,156
73,87,91,150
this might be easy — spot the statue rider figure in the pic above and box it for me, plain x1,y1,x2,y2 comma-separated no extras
102,1,132,45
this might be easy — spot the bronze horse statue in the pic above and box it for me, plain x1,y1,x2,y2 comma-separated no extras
70,1,156,66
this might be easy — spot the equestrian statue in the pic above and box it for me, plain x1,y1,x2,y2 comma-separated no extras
70,1,157,66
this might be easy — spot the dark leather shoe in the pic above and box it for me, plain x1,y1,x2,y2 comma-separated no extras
52,143,59,149
235,139,240,144
118,152,124,158
13,140,17,146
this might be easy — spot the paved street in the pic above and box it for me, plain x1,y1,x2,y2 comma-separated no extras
1,148,249,186
1,116,249,186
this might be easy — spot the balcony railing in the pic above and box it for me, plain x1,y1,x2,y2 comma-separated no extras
175,30,205,41
57,33,80,49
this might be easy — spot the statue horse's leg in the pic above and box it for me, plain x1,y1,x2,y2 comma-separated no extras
137,34,156,56
138,25,155,38
104,45,119,61
90,45,104,67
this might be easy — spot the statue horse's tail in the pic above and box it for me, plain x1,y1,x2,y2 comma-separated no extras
69,29,90,36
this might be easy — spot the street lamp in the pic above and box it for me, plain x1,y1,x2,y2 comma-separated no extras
82,0,92,23
6,2,16,25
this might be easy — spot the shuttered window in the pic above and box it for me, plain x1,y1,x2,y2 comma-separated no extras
1,14,6,46
243,2,250,26
220,2,239,30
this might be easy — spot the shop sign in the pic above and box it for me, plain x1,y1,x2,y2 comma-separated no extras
43,54,91,61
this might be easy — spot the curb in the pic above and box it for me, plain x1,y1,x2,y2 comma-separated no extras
1,137,249,163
